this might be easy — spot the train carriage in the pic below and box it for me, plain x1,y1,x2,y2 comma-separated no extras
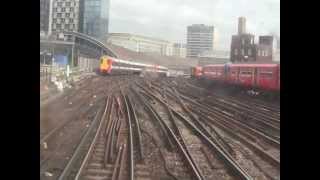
193,63,280,92
191,66,203,78
202,64,225,81
256,64,279,91
99,55,168,76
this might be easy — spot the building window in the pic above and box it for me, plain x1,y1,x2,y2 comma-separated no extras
241,49,244,55
265,50,268,56
66,2,71,6
70,7,74,11
234,49,238,55
258,50,261,56
57,13,62,17
242,39,245,45
248,49,252,56
70,19,73,23
61,19,65,23
61,8,65,12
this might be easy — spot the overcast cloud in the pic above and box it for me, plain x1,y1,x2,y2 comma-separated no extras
109,0,280,50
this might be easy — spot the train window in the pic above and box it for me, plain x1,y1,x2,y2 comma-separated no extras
234,49,238,55
248,49,252,56
240,71,252,75
259,71,273,78
241,49,244,55
231,71,237,75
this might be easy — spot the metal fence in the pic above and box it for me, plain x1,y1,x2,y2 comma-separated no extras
40,57,99,83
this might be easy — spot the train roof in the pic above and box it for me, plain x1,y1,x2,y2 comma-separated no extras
227,64,279,68
203,64,225,67
107,56,169,69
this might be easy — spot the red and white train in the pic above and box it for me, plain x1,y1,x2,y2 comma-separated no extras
99,55,168,76
192,63,280,92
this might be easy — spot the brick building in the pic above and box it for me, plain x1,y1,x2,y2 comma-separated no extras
230,33,256,62
230,17,276,63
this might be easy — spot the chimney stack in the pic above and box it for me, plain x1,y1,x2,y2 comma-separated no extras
238,17,246,34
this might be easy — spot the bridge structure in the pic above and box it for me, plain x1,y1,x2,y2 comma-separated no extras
40,31,118,68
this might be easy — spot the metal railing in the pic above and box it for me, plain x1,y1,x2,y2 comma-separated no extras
40,62,97,83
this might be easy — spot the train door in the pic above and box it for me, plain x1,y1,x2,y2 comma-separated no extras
254,67,258,88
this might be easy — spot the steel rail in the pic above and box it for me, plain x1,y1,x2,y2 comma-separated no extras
170,87,235,158
201,99,280,130
183,82,280,118
198,99,280,141
59,97,108,180
162,89,206,180
179,93,280,148
187,83,279,117
135,85,205,180
111,144,124,180
139,85,253,180
127,95,144,163
195,108,280,168
73,96,109,180
140,129,179,180
132,87,175,151
122,92,134,180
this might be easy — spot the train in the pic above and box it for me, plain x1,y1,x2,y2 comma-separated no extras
99,55,168,77
191,63,280,92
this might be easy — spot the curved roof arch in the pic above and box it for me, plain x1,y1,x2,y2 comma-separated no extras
63,31,118,58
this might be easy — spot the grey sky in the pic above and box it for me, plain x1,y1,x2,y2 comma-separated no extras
109,0,280,50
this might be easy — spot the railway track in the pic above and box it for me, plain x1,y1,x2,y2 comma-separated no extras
181,79,280,117
42,76,280,180
150,80,280,144
135,83,253,180
136,78,280,179
73,91,151,180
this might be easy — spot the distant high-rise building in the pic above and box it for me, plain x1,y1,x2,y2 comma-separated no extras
238,17,246,35
107,33,174,56
173,43,187,58
40,0,51,33
187,24,215,58
80,0,110,40
51,0,80,34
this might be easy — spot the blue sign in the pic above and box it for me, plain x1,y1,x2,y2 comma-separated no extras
54,55,68,65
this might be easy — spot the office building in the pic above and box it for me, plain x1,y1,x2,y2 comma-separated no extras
81,0,110,40
172,43,187,58
51,0,80,33
40,0,51,33
187,24,215,58
107,33,174,56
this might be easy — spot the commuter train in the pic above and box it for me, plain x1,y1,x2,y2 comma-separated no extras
191,63,280,91
99,56,168,76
